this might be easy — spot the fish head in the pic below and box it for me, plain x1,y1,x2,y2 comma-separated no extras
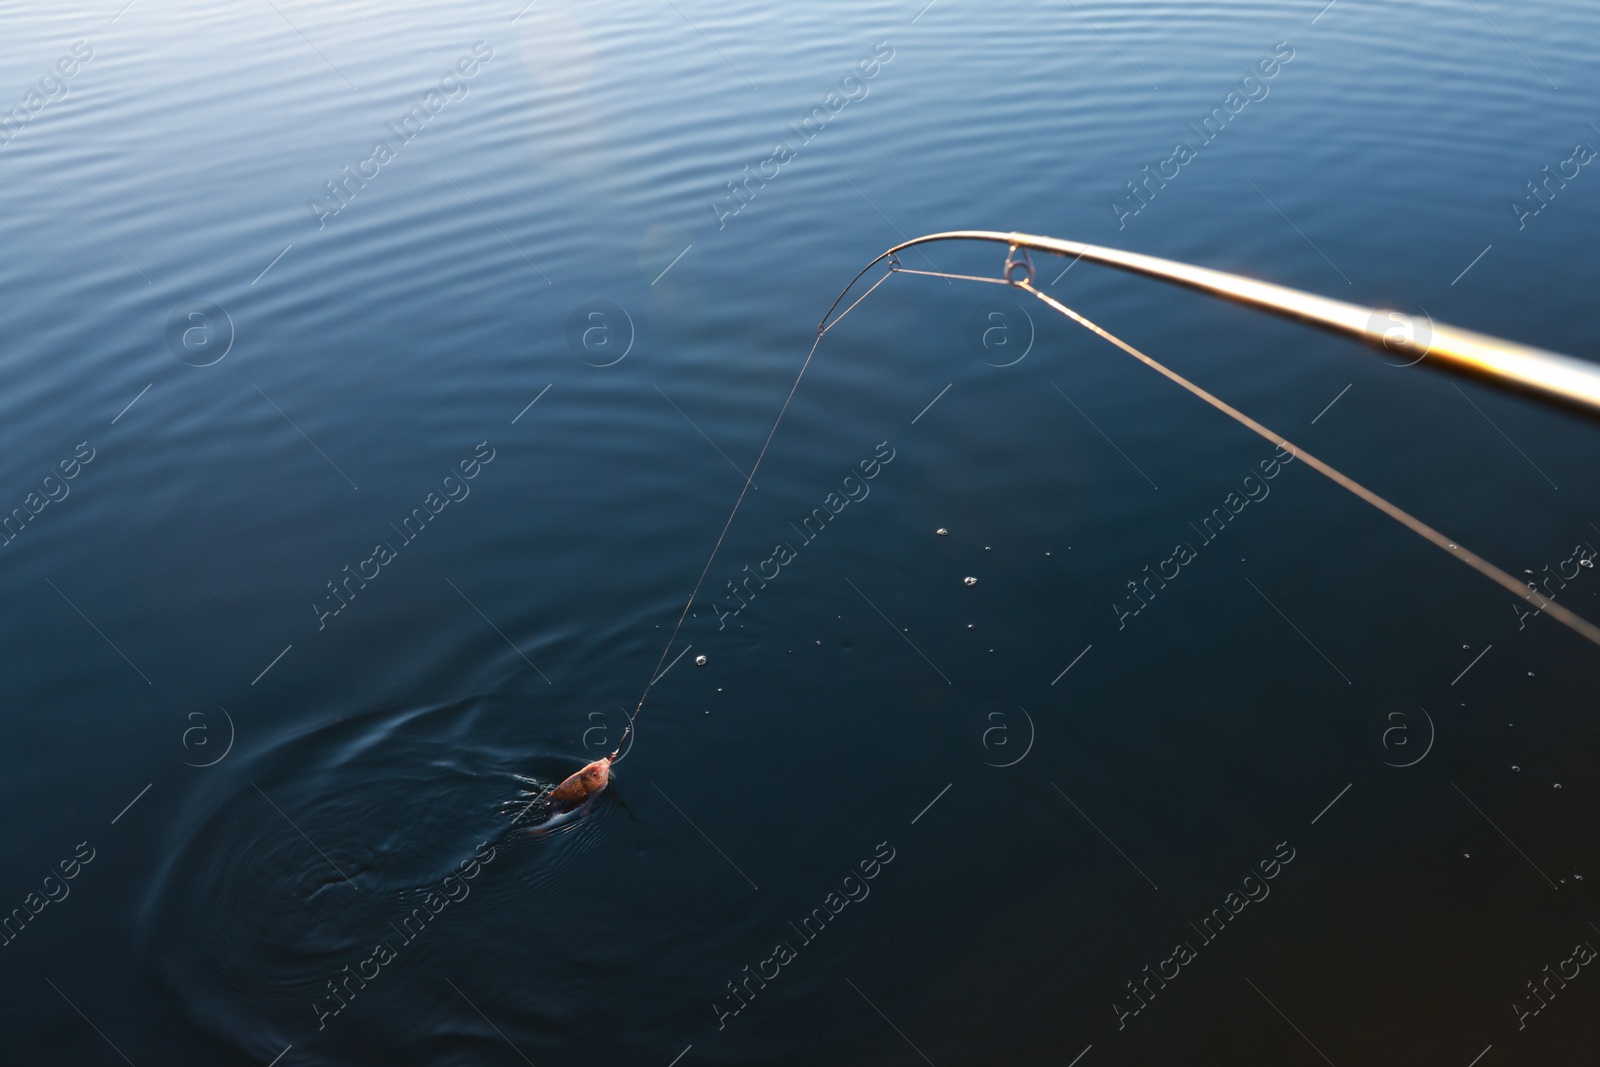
579,757,611,794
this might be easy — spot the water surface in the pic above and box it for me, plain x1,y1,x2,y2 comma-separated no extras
1,0,1597,1063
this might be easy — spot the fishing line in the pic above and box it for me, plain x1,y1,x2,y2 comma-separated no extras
612,235,1598,769
611,268,898,762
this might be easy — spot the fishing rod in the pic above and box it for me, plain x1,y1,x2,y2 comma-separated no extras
596,230,1600,786
821,230,1600,651
823,230,1600,416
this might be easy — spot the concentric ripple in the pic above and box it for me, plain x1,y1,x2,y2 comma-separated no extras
139,697,615,1062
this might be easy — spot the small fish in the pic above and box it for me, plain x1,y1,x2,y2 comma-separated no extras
545,756,611,816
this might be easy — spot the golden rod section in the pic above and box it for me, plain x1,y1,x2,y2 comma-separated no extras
834,231,1600,417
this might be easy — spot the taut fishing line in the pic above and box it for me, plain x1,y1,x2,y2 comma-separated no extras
609,269,898,764
600,233,1600,781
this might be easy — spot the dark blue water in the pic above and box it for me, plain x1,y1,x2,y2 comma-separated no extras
2,0,1597,1063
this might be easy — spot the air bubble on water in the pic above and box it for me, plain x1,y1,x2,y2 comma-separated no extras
815,640,821,645
936,528,948,536
695,654,708,666
1577,874,1586,882
1045,551,1051,556
964,576,977,586
1512,765,1521,772
1464,853,1471,858
967,624,974,629
1582,558,1594,569
1554,783,1563,790
1528,671,1535,677
1463,644,1470,649
984,546,991,552
1525,569,1534,575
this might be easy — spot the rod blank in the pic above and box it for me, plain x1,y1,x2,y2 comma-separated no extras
829,230,1600,418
